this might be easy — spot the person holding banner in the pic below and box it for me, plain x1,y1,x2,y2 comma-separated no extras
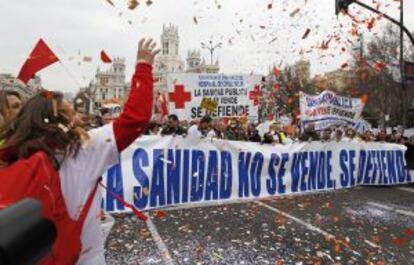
0,38,159,264
188,115,212,137
161,114,186,136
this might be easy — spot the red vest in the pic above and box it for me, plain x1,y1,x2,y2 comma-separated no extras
0,152,98,264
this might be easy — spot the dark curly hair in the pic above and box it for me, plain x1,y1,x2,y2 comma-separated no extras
0,91,82,169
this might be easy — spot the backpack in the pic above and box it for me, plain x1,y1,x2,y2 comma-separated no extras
0,151,98,265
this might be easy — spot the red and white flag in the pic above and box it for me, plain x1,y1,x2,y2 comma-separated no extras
17,39,59,84
100,50,112,63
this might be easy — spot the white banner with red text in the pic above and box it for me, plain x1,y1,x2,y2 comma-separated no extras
101,136,412,213
166,73,262,121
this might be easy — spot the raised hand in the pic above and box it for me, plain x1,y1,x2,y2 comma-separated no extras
137,38,160,66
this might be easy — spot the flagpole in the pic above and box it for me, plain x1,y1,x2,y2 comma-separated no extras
400,0,406,127
58,61,83,88
44,37,85,90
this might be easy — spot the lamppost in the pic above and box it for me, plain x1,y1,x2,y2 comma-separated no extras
201,41,222,65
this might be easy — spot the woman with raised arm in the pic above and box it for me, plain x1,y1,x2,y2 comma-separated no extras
0,38,159,264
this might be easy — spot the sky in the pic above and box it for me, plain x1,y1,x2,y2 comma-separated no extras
0,0,413,93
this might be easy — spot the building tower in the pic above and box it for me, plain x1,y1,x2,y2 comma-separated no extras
186,50,202,73
94,57,127,102
153,24,185,92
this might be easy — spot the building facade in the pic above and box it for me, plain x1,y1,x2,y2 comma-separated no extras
83,24,220,116
93,57,129,102
153,24,220,92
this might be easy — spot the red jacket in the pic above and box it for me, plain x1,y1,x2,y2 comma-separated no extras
0,62,154,264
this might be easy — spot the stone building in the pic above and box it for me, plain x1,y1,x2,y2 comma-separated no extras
93,57,129,102
186,50,220,74
82,24,221,116
153,24,220,92
153,24,185,92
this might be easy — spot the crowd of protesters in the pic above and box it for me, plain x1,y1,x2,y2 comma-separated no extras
141,114,414,146
4,87,412,149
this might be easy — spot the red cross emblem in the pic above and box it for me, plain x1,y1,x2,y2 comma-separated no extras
249,85,261,106
168,84,192,109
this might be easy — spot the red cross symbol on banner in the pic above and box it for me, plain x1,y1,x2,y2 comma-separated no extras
249,85,261,106
169,84,192,109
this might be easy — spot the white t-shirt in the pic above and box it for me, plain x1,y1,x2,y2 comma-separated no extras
187,124,202,137
59,124,119,265
206,129,216,138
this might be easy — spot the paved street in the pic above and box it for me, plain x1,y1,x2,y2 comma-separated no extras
105,185,414,265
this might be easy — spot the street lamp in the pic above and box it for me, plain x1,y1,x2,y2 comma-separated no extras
201,40,222,65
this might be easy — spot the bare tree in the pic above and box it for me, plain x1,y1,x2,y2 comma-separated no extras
349,24,414,127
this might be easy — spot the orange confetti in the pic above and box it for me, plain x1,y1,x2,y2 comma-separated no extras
154,210,167,218
341,63,348,69
361,94,369,104
275,259,283,265
273,65,280,77
372,62,387,72
143,187,150,196
127,0,139,10
405,229,414,236
367,17,376,31
392,237,407,246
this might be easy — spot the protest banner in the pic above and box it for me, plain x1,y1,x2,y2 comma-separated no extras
299,90,365,131
102,136,412,213
166,73,262,120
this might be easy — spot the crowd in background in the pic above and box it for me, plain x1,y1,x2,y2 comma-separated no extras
143,114,414,146
2,87,414,172
2,89,413,147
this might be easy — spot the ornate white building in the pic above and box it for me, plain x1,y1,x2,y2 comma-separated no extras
153,24,220,92
93,57,129,102
82,24,220,115
185,50,220,74
153,24,185,92
0,74,40,98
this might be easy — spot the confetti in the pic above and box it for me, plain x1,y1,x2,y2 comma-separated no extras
82,56,92,62
105,0,115,7
302,28,311,39
405,228,414,236
127,0,139,10
154,210,167,218
289,8,300,17
143,187,150,196
391,237,407,246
